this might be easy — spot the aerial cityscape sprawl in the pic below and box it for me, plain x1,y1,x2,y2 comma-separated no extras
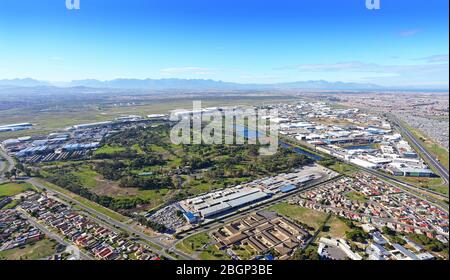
1,96,448,261
0,0,448,268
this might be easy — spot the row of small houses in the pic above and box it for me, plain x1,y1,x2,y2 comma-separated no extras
20,193,160,260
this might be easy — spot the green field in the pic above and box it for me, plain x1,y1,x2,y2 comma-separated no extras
345,191,368,202
328,162,359,175
318,216,351,239
0,96,299,141
176,232,230,260
39,124,311,213
93,145,127,156
0,239,57,260
399,176,449,195
317,158,359,175
269,203,329,231
0,182,34,198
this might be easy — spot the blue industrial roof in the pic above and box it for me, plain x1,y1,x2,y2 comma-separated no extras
280,184,297,193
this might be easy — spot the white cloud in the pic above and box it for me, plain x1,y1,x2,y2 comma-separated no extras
399,29,422,37
277,60,449,87
418,54,449,63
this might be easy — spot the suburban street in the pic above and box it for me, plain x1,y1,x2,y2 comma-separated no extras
18,209,93,260
26,178,193,260
361,166,449,207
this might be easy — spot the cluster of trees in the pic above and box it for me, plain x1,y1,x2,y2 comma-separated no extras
407,233,448,253
291,246,320,260
94,126,311,186
182,156,213,170
258,149,309,173
94,161,127,180
318,159,336,167
93,149,137,160
44,170,143,212
345,228,370,243
119,175,173,190
130,154,165,169
103,125,169,149
3,163,33,181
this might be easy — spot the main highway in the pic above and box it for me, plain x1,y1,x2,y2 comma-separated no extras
389,115,449,185
0,147,14,183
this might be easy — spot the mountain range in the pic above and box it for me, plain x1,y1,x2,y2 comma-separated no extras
0,78,447,91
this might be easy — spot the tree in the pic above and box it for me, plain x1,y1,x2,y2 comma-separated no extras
10,168,17,179
4,171,12,181
291,247,320,260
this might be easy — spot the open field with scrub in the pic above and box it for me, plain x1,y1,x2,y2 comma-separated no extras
37,124,311,216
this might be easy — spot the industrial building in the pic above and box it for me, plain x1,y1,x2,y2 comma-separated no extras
211,211,310,260
179,187,270,220
0,123,32,133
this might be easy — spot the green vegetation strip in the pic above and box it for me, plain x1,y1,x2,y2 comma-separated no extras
176,232,231,260
269,202,329,231
33,178,128,223
0,182,34,198
0,239,57,260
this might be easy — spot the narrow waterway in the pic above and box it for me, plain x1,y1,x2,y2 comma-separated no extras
236,125,323,161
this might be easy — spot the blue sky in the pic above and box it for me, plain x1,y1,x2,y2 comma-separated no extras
0,0,448,88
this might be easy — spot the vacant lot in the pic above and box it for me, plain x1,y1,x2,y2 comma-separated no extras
345,191,368,202
0,239,57,260
318,216,351,239
269,203,329,231
176,232,230,260
0,182,33,198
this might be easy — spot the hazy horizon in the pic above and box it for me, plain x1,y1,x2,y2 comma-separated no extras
0,0,448,88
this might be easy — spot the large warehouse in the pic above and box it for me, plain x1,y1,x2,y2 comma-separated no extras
179,187,270,220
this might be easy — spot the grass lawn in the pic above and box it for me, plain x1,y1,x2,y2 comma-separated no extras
199,245,231,260
400,177,448,196
328,162,359,175
269,202,329,231
176,232,231,260
71,166,99,189
34,178,128,223
176,232,211,254
233,245,258,260
318,216,351,239
345,191,368,202
93,145,126,156
0,239,57,260
0,182,34,198
428,185,449,196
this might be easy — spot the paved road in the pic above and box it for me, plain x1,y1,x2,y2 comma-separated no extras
26,178,193,260
0,148,14,183
364,160,446,201
19,209,93,260
390,115,449,185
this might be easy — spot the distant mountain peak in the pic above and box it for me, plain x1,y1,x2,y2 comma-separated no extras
0,77,391,91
